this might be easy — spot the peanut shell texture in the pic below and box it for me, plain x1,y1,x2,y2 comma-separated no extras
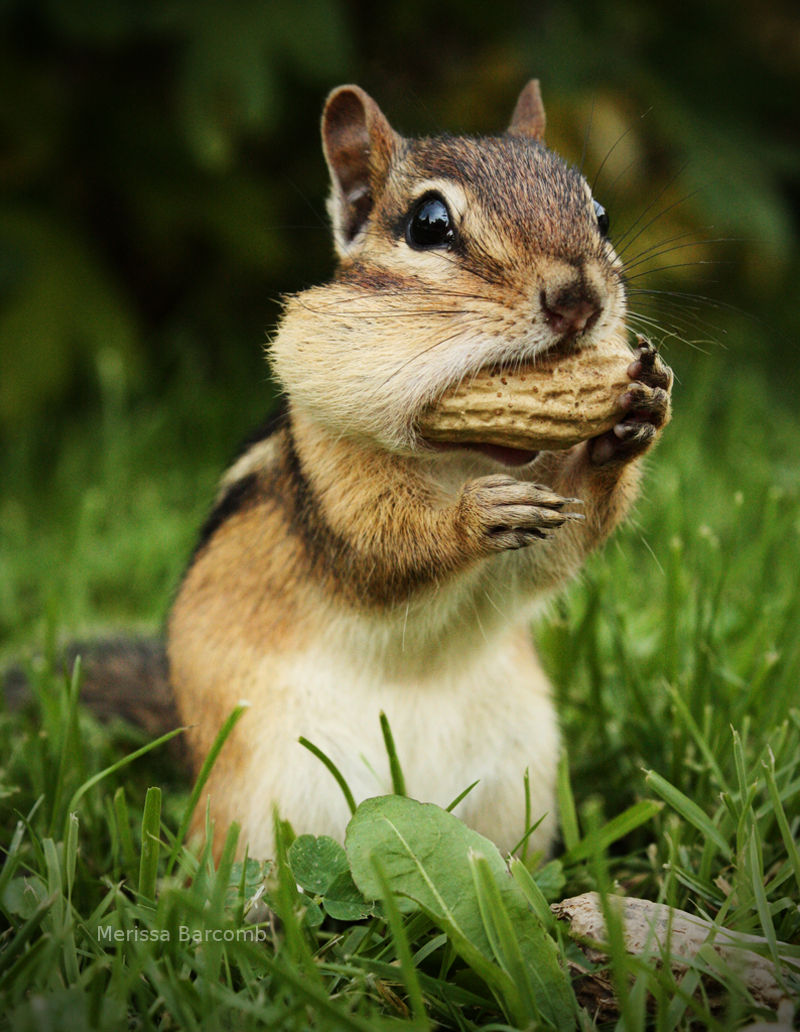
418,336,634,451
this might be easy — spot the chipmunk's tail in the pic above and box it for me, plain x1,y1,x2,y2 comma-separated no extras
3,635,179,738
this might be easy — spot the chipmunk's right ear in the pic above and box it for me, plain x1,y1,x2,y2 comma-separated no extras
507,79,547,141
322,85,400,257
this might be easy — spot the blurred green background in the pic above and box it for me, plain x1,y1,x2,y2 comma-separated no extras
1,0,798,650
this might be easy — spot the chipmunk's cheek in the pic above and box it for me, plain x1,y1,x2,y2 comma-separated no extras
423,440,539,467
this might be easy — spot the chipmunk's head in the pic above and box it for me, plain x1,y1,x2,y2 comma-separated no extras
270,82,627,455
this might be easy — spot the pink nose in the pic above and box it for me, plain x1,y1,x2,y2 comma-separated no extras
540,289,601,338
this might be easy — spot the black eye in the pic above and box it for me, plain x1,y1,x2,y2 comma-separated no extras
593,199,610,237
405,194,454,249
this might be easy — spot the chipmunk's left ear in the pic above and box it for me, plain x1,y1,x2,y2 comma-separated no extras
322,85,401,257
507,79,546,141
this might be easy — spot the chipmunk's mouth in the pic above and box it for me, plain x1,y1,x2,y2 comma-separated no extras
424,439,540,467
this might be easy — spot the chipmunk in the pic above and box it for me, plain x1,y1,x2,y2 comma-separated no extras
166,80,673,860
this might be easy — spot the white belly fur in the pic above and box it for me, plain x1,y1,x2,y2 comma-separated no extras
233,616,559,859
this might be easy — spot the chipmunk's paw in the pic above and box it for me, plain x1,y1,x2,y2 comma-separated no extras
589,336,673,466
459,474,584,552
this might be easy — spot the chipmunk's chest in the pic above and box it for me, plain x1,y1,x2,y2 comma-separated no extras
268,621,558,853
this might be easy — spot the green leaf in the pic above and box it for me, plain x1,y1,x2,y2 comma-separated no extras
226,857,271,911
288,835,373,921
532,859,567,903
322,870,374,922
1,877,46,920
345,795,576,1029
288,834,349,895
297,895,325,929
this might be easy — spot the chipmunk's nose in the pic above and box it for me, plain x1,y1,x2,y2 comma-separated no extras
540,283,602,339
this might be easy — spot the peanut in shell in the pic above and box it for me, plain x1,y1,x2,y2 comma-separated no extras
418,336,634,451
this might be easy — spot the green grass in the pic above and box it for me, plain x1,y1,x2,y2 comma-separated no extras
1,339,799,1029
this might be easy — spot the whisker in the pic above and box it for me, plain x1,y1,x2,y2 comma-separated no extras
625,312,715,355
296,286,492,307
597,153,643,214
627,298,730,343
629,287,741,311
612,168,694,255
375,328,476,392
482,587,510,621
621,229,709,267
628,305,722,342
624,259,721,281
579,93,596,175
590,107,652,196
629,302,726,339
292,298,480,320
630,284,786,345
435,242,512,290
622,236,739,276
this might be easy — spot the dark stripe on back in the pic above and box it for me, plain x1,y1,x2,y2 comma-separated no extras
190,401,289,561
283,421,328,557
282,421,350,587
192,473,261,560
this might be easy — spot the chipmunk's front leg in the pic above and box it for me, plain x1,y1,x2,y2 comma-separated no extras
586,338,673,469
454,475,585,553
315,464,585,605
533,337,673,556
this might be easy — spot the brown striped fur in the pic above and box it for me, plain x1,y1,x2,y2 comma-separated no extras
167,82,672,859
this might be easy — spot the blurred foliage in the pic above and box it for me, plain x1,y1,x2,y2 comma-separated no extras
0,0,798,431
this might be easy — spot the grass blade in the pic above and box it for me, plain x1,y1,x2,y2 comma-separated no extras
645,769,732,860
665,682,729,792
65,724,185,822
745,829,784,980
445,780,480,812
556,750,580,853
564,799,663,864
508,858,555,931
0,893,58,983
370,855,432,1031
113,786,137,880
379,711,407,796
470,851,538,1026
0,819,27,903
298,735,357,816
48,656,83,835
138,786,162,902
64,812,78,903
167,702,248,874
763,748,800,896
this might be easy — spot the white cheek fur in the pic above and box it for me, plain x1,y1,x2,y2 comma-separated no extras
270,267,627,454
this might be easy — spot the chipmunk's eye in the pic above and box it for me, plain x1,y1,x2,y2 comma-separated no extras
593,199,610,237
406,194,454,250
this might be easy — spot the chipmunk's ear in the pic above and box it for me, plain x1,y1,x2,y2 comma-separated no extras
322,85,400,257
507,79,546,141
